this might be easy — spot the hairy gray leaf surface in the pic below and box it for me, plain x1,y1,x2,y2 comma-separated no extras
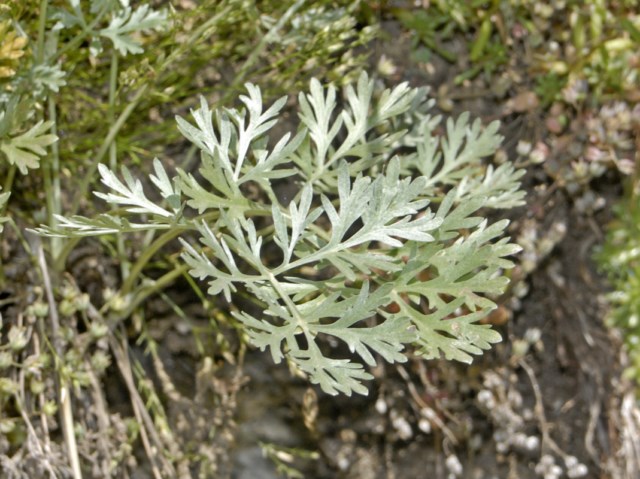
38,73,525,396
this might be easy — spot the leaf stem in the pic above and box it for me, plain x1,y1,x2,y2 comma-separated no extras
114,263,190,324
120,227,186,295
34,0,64,260
35,0,48,64
265,270,309,334
108,49,130,280
47,97,62,260
70,84,148,215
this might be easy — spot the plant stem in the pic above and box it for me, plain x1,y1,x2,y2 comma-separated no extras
47,97,62,260
35,0,63,259
265,270,308,334
114,263,190,324
70,84,149,215
37,243,83,479
120,227,186,295
35,0,48,64
108,50,131,280
108,52,119,171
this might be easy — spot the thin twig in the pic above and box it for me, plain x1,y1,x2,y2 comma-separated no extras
37,242,83,479
109,332,176,479
80,289,175,479
620,392,640,479
584,386,601,463
32,332,54,462
15,313,57,479
15,398,58,479
518,358,564,458
396,364,458,445
86,364,113,476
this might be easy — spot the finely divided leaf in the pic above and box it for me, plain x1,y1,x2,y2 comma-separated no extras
0,120,58,174
95,164,174,218
100,5,167,56
291,342,373,396
398,297,502,363
33,213,166,237
37,73,525,396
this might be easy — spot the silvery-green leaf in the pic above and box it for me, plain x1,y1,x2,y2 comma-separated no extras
37,73,525,396
0,120,58,174
396,297,502,364
95,164,174,218
100,5,167,56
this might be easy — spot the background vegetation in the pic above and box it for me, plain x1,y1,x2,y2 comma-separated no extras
0,1,638,478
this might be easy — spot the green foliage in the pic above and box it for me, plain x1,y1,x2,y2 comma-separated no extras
1,0,167,170
0,118,57,174
95,4,168,56
390,0,640,101
0,18,59,174
597,186,640,384
59,0,374,165
391,0,508,81
38,73,525,396
0,1,381,474
1,0,373,181
51,0,168,57
531,0,640,104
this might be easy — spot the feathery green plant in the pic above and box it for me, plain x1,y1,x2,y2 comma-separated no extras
597,186,640,387
37,72,525,396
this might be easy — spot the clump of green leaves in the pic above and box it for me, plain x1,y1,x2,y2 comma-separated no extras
1,0,376,231
391,0,508,83
529,0,640,104
49,0,375,177
389,0,640,101
0,0,168,175
39,72,524,396
597,183,640,385
0,108,58,175
0,19,58,175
